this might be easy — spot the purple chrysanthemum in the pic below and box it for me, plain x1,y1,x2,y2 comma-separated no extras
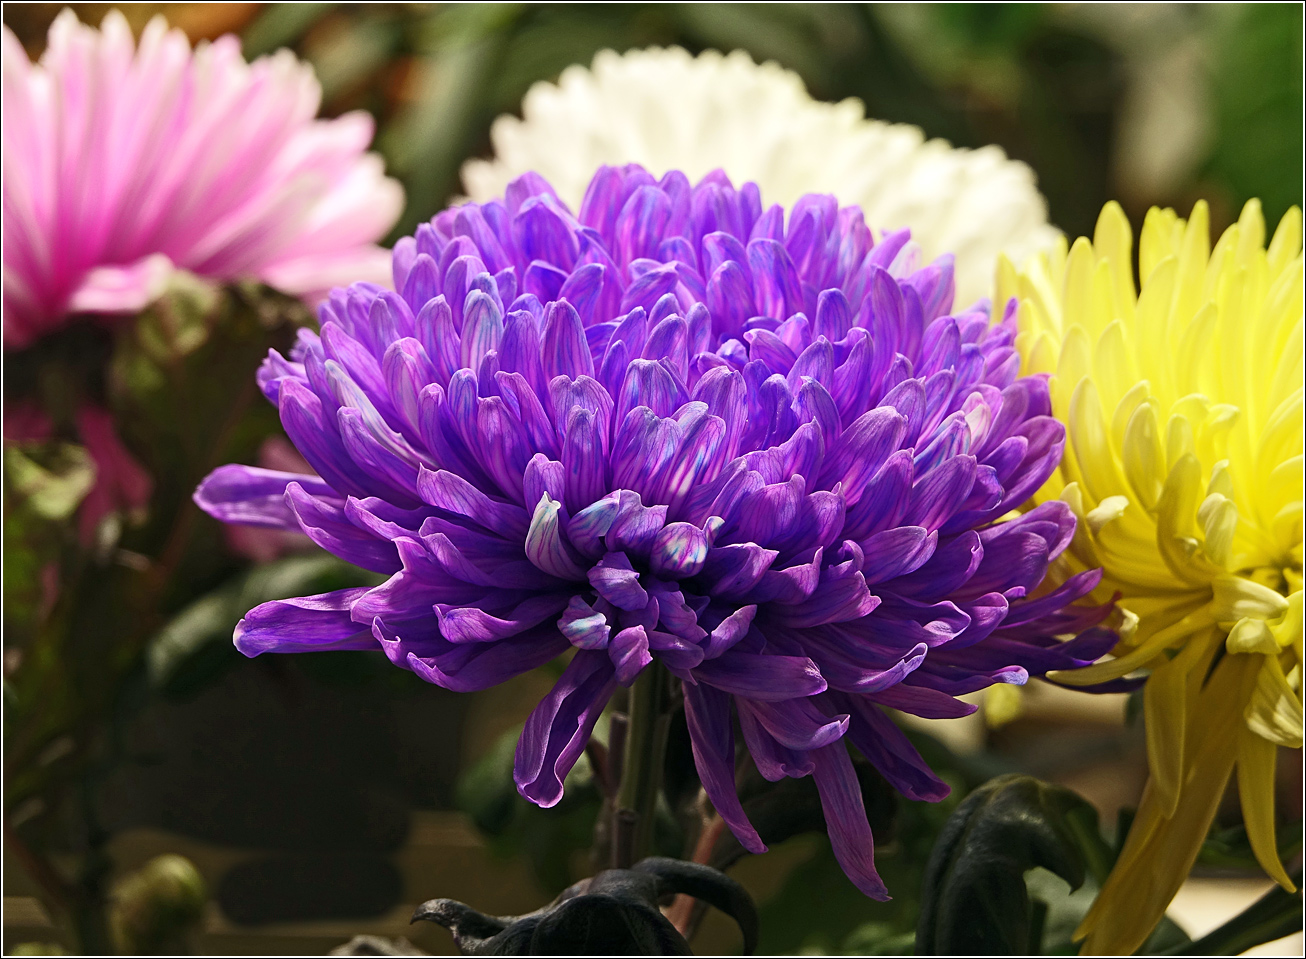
196,165,1114,898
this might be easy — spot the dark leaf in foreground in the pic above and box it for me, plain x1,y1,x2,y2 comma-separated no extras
915,773,1111,955
412,857,757,956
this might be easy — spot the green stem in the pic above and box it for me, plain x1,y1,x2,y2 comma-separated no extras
1166,867,1303,956
613,663,671,869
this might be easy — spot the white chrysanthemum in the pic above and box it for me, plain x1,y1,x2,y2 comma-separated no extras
462,46,1061,308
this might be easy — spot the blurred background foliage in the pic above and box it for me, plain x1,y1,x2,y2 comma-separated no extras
2,3,1302,955
5,2,1303,240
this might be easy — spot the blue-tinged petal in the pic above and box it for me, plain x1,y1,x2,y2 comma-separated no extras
870,594,972,650
504,172,563,214
392,236,417,294
615,359,688,424
524,260,569,303
475,395,530,501
337,408,422,505
773,567,879,628
650,519,720,580
748,549,823,604
588,551,649,611
548,374,613,445
611,407,679,498
830,329,877,424
845,449,914,541
903,254,955,323
443,254,488,331
499,309,546,395
559,595,611,649
643,314,689,382
454,203,512,273
744,328,797,374
799,630,927,694
600,496,663,564
889,530,983,601
525,493,588,581
647,629,706,671
736,703,815,780
871,682,978,719
610,625,654,686
382,338,436,441
513,197,579,270
793,377,843,454
278,379,383,500
651,410,727,514
566,491,622,558
614,185,672,268
788,338,834,392
413,296,459,383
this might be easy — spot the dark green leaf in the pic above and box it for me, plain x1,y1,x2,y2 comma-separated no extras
916,774,1114,955
146,556,380,699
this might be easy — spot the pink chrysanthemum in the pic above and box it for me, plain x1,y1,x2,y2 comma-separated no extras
1,9,405,349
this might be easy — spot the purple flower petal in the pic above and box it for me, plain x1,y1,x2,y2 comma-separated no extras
514,649,616,807
200,164,1118,905
235,589,375,656
684,683,766,854
195,464,336,530
692,652,826,701
811,743,889,900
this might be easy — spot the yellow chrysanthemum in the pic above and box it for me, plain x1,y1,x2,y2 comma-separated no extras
998,199,1304,955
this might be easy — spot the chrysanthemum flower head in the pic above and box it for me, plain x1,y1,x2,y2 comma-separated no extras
197,164,1114,897
461,47,1061,309
1,9,404,349
999,199,1303,954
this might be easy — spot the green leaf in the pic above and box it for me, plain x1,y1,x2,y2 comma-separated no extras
146,556,380,699
4,444,95,521
1207,4,1304,228
241,3,340,58
455,723,604,895
916,774,1115,955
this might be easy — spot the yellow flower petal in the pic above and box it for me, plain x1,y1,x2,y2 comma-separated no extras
1236,727,1296,890
1076,653,1256,956
1245,654,1304,748
1012,199,1304,916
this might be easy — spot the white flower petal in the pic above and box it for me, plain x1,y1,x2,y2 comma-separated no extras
462,46,1060,308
